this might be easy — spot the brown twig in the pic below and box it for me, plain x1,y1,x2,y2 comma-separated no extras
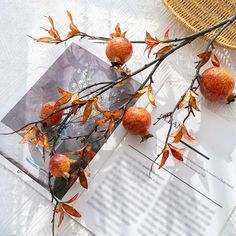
150,17,236,173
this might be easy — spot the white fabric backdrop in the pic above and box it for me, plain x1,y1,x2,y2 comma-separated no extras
0,0,236,235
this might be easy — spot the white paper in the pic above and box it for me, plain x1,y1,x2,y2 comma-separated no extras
72,78,236,236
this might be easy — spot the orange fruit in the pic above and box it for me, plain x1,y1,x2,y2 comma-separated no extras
49,153,74,178
106,37,133,65
40,101,63,126
200,67,235,101
122,107,151,137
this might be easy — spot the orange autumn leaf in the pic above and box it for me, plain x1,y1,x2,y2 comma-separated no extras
82,100,94,123
56,87,77,107
107,118,115,135
102,110,112,118
68,144,96,163
181,125,195,142
71,99,87,114
94,98,103,113
37,16,61,42
66,10,80,38
189,95,200,111
79,169,88,189
64,193,79,204
147,85,156,107
170,126,183,143
145,32,160,57
19,126,37,144
110,23,126,38
168,144,184,161
19,126,50,150
211,53,220,67
111,109,123,119
83,144,96,162
164,29,170,41
171,125,195,143
159,146,169,169
133,86,147,98
58,207,64,227
178,90,191,109
48,16,61,40
36,37,55,43
36,131,50,150
196,51,212,68
96,117,110,126
57,87,77,97
62,203,81,217
178,90,200,111
154,45,172,58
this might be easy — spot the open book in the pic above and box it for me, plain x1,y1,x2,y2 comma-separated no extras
0,43,235,236
64,76,236,236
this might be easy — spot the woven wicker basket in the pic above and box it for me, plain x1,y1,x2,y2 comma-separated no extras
162,0,236,49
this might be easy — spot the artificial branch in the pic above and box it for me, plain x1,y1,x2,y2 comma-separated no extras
2,12,236,236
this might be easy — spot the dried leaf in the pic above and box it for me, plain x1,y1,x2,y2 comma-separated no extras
18,126,36,143
72,99,87,105
110,23,126,38
47,16,61,41
147,85,156,107
111,109,123,119
182,125,195,142
178,90,191,109
189,96,200,111
168,144,184,161
67,10,80,38
64,193,79,204
196,51,212,68
94,98,103,113
36,37,55,42
159,147,169,169
96,117,109,126
107,118,115,135
211,53,220,67
133,87,147,98
71,99,87,114
79,169,88,189
155,45,172,58
58,207,64,227
82,144,96,162
145,32,160,57
56,87,77,107
170,126,183,143
164,29,170,41
55,96,71,107
57,87,73,96
102,111,112,118
62,203,81,217
82,100,93,123
69,145,96,163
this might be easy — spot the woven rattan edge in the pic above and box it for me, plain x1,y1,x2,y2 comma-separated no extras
162,0,236,50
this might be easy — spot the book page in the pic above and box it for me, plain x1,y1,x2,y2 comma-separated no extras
71,78,236,236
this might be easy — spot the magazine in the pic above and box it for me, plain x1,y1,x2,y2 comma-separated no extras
0,43,140,200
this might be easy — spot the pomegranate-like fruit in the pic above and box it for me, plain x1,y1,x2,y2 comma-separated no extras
106,37,133,65
49,153,75,178
200,66,235,101
40,101,63,126
122,107,151,140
